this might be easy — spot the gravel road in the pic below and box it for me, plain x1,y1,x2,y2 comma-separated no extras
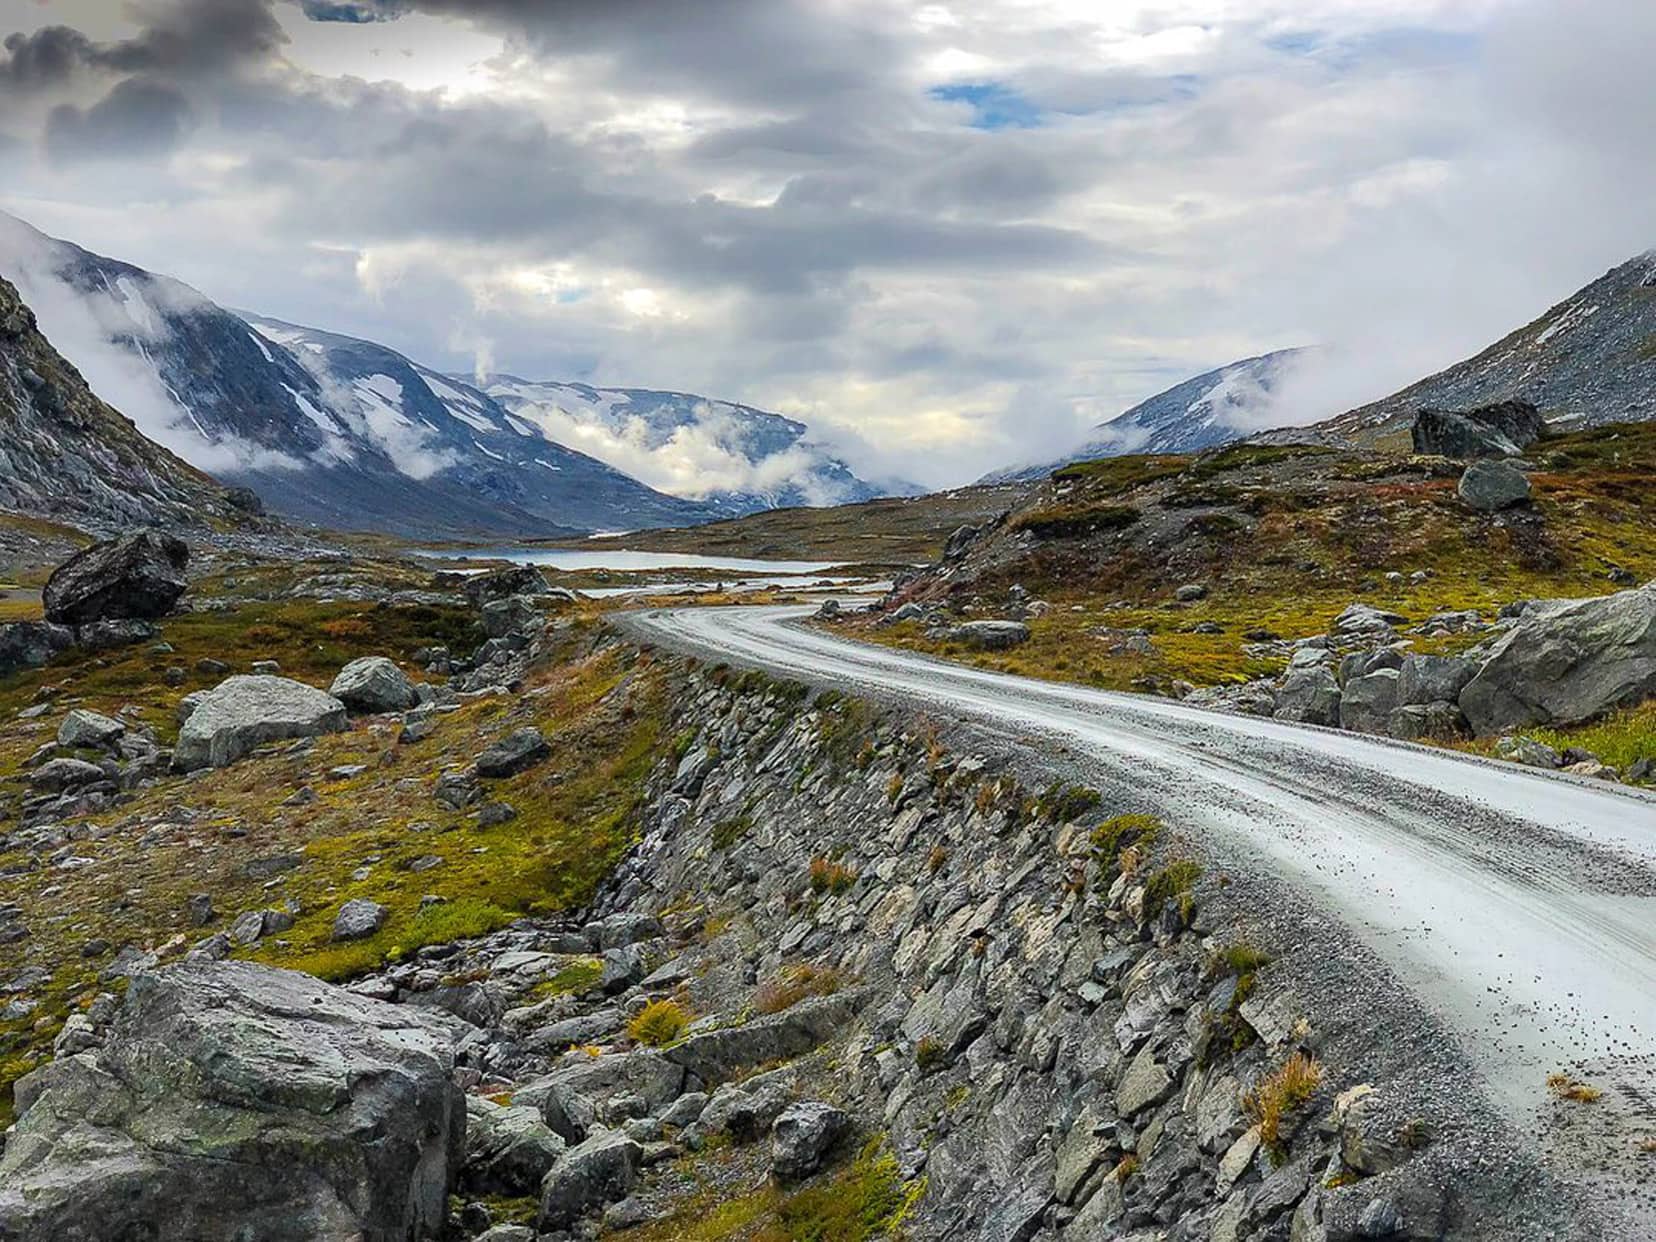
626,604,1656,1138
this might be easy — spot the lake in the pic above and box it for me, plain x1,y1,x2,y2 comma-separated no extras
422,548,844,575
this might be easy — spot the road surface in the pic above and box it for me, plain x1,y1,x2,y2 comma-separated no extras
626,604,1656,1121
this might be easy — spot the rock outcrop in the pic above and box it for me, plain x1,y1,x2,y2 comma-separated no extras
173,674,349,771
42,531,189,624
0,961,465,1242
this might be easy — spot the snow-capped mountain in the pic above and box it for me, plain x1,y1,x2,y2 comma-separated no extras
983,348,1309,482
480,376,894,516
1302,252,1656,446
2,211,878,537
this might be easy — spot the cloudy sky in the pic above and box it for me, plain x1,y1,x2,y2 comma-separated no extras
0,0,1652,488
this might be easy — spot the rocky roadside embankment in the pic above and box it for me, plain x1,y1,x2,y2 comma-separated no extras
0,644,1601,1240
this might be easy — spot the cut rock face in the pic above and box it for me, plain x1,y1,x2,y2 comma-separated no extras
42,531,189,625
173,674,348,771
0,960,466,1242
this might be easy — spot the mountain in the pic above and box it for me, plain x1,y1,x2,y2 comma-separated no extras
1305,251,1656,446
0,213,717,538
0,272,239,532
983,348,1308,482
479,375,896,516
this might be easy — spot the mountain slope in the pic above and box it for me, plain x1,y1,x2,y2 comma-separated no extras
0,273,237,532
0,213,713,539
1311,252,1656,446
480,375,897,516
984,348,1307,482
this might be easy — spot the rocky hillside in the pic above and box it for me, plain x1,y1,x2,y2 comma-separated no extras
985,349,1308,483
0,546,1604,1237
847,421,1656,780
0,275,240,533
1302,251,1656,448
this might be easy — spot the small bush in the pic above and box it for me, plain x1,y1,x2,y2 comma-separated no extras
915,1036,946,1072
1092,812,1161,866
754,963,845,1015
1243,1052,1323,1159
809,856,858,895
1035,782,1102,823
886,771,905,803
926,845,950,874
628,999,691,1047
1143,859,1202,918
1218,942,1272,975
318,617,373,640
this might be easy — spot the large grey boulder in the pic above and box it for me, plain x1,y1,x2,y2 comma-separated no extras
1457,460,1531,512
0,960,466,1242
331,657,419,714
332,898,389,941
174,675,348,771
475,727,550,779
537,1130,642,1231
946,620,1031,650
1411,400,1544,459
1339,668,1401,734
1459,584,1656,735
1273,665,1341,727
42,531,188,625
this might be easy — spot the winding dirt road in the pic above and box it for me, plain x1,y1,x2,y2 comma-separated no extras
625,604,1656,1124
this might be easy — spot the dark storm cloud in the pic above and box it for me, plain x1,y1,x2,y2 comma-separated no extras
45,77,196,163
0,27,96,95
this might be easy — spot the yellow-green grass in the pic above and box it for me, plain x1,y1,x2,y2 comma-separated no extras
0,601,668,1122
616,1138,919,1242
1460,699,1656,777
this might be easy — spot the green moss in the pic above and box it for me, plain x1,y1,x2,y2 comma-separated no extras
1034,782,1102,823
711,814,754,850
1091,813,1161,865
1143,859,1202,918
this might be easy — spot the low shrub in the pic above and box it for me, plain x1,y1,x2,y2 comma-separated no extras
809,856,858,895
628,999,691,1047
1243,1052,1323,1159
754,963,845,1015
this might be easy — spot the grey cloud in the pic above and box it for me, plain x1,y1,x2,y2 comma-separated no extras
45,78,196,163
0,27,96,95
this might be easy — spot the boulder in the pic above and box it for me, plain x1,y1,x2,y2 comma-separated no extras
1495,735,1562,769
665,992,864,1088
1273,665,1341,727
1396,655,1478,706
224,485,264,515
481,596,544,639
174,675,348,771
1459,584,1656,735
465,565,549,607
1457,460,1531,512
537,1131,643,1231
57,709,125,751
475,727,551,779
333,899,389,942
1387,701,1466,741
1339,668,1401,734
943,524,979,561
463,1095,567,1196
0,621,74,677
771,1102,848,1181
1410,400,1544,459
331,657,419,714
42,532,189,625
75,619,161,651
30,757,108,792
0,961,465,1242
946,620,1031,650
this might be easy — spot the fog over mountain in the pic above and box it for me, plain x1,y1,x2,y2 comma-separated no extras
3,0,1655,488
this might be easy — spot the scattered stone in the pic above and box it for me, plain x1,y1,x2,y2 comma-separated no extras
173,675,348,772
477,801,518,827
945,620,1031,650
42,531,189,625
475,728,551,779
250,660,281,675
1175,583,1208,602
332,899,389,942
186,894,214,927
330,657,419,714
